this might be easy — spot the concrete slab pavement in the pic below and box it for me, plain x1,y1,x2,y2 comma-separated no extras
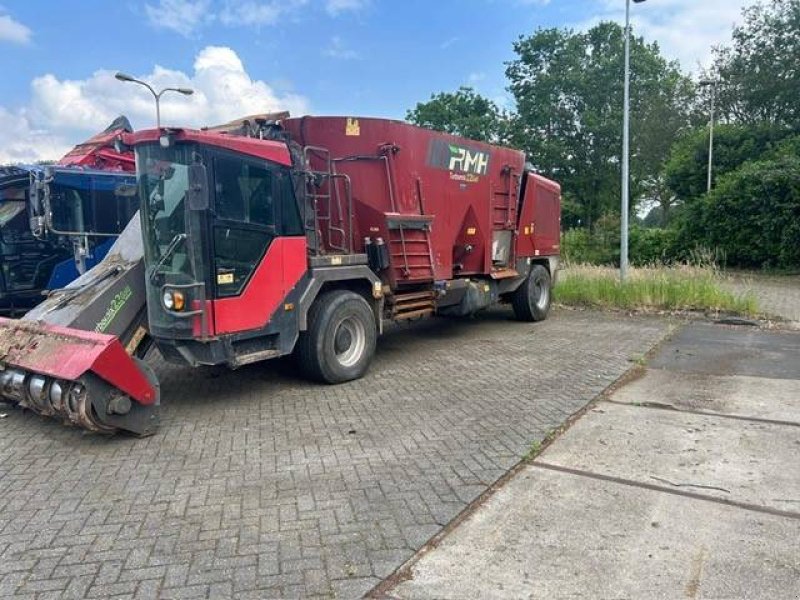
387,467,800,600
612,369,800,423
541,402,800,512
385,321,800,600
648,322,800,380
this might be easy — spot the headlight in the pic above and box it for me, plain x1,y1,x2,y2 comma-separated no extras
162,290,186,311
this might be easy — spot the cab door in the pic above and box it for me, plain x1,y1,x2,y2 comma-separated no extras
210,153,278,298
208,151,307,336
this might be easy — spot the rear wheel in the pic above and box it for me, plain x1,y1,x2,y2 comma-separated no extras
512,264,552,322
297,290,377,383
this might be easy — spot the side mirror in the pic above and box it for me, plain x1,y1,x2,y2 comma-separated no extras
187,163,208,211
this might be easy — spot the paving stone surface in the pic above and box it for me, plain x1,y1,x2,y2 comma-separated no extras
722,273,800,322
0,308,668,599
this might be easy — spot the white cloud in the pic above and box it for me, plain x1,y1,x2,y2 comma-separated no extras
325,0,369,16
144,0,211,36
219,1,278,26
440,36,459,49
323,36,360,60
0,46,310,164
144,0,365,36
0,12,32,44
575,0,753,72
218,0,310,27
467,72,486,84
0,107,70,164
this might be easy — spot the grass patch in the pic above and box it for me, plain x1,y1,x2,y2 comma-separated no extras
555,264,759,316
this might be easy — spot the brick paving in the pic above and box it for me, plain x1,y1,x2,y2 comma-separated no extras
723,273,800,322
0,308,668,599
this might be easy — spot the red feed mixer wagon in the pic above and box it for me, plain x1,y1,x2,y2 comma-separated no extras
0,115,561,435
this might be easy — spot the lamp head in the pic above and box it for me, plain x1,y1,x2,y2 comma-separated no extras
115,72,136,83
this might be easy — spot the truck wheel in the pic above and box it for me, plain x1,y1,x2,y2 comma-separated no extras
297,290,377,383
512,264,551,322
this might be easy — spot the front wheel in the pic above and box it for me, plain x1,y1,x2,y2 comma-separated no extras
297,290,377,383
511,264,552,322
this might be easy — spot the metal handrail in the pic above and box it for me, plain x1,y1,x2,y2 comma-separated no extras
302,146,355,255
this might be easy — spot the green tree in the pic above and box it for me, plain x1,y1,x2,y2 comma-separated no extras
505,22,694,230
677,156,800,268
406,87,508,143
708,0,800,126
665,123,795,203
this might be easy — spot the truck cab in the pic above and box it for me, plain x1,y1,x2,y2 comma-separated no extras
129,127,381,381
0,166,137,313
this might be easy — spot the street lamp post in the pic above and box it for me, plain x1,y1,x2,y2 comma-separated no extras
699,79,718,193
620,0,647,282
114,72,194,130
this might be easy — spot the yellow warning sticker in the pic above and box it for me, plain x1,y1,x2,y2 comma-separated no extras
217,272,234,285
346,118,360,136
523,226,530,235
466,227,476,235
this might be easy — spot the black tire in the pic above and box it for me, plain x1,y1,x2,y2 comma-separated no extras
296,290,377,383
511,264,552,322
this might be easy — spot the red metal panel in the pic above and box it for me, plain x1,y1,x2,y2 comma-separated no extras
212,237,307,335
530,174,561,256
0,318,157,405
281,116,532,285
516,173,561,258
58,126,135,171
124,129,292,166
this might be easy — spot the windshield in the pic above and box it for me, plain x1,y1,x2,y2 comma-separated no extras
138,143,195,282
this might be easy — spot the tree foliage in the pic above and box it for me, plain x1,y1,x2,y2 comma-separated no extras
505,22,693,229
708,0,800,127
405,87,507,143
677,156,800,268
405,3,800,269
665,124,796,202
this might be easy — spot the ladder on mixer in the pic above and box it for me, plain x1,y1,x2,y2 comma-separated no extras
492,166,519,229
385,213,435,284
302,145,354,254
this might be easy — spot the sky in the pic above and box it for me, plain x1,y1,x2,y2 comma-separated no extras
0,0,755,163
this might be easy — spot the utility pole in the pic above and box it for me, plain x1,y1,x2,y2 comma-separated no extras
699,79,718,193
620,0,647,282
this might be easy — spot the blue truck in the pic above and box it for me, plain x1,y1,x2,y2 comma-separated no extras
0,118,137,314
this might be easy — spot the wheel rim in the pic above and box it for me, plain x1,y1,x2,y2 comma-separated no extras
530,275,549,311
333,316,367,368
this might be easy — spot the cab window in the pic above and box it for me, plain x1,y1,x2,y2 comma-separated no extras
212,156,276,297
